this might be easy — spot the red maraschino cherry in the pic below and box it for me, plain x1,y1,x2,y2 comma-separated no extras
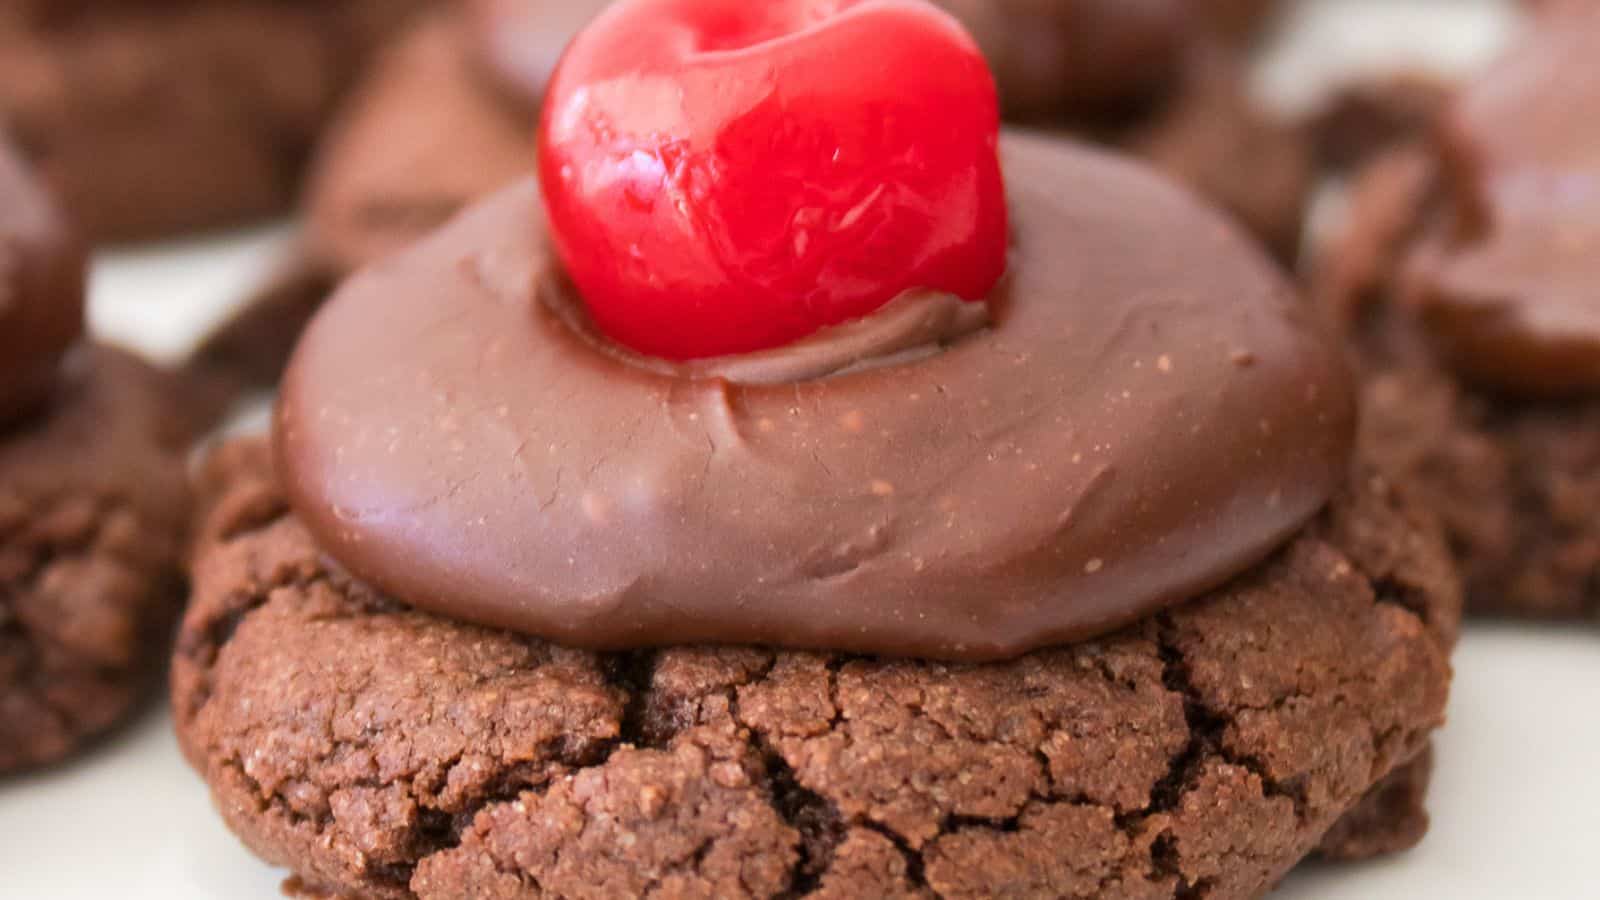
538,0,1007,361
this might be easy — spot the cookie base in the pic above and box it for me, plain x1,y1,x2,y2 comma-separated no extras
174,441,1458,899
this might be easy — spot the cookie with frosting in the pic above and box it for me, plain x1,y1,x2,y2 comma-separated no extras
175,3,1458,895
1315,5,1600,621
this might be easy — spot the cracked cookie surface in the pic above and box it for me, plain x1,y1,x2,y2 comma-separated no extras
174,440,1458,899
1,346,195,772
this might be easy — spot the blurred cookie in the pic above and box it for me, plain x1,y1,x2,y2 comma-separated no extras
1308,74,1454,171
1200,0,1283,41
0,0,432,242
0,136,197,771
1312,7,1600,621
931,0,1187,123
1121,46,1313,261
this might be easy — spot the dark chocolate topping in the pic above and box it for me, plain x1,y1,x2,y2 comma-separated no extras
0,136,84,427
1406,8,1600,395
465,0,611,109
277,134,1354,661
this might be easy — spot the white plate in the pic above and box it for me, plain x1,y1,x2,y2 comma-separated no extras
6,2,1597,897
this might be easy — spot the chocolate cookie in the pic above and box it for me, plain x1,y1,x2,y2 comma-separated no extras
0,0,430,242
1199,0,1282,42
1312,8,1600,621
1,132,199,772
1119,46,1312,261
1306,74,1454,172
185,9,530,397
174,436,1455,899
1,347,197,772
304,10,535,281
930,0,1187,123
177,15,1458,886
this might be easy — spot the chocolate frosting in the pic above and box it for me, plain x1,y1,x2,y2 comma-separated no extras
1406,8,1600,395
0,135,84,427
277,134,1354,661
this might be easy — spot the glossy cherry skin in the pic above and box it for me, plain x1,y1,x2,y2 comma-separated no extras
539,0,1007,360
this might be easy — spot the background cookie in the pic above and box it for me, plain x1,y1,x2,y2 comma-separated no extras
1,131,201,772
173,440,1458,899
931,0,1187,123
1120,46,1312,261
1312,5,1600,621
304,12,533,281
0,0,431,242
1201,0,1284,41
1361,349,1600,621
1325,229,1600,623
1,347,196,772
1319,152,1600,620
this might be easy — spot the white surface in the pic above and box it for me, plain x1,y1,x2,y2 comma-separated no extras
1279,628,1600,900
5,1,1598,897
1256,0,1523,114
89,223,297,366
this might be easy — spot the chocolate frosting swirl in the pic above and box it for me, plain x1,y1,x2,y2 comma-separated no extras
277,134,1354,661
0,136,84,427
1406,7,1600,395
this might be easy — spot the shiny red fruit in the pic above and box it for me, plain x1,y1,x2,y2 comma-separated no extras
539,0,1007,361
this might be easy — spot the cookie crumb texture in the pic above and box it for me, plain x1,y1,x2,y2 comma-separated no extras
1363,356,1600,620
1,347,194,772
175,442,1457,900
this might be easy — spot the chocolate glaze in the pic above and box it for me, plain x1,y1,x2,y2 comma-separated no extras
1406,7,1600,395
0,135,84,427
277,134,1354,661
